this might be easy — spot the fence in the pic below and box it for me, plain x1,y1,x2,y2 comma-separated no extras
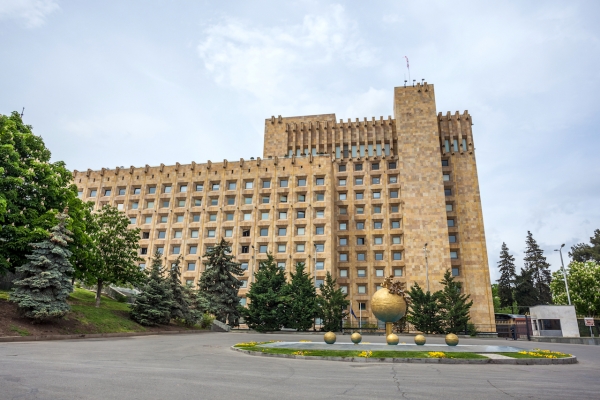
577,318,600,337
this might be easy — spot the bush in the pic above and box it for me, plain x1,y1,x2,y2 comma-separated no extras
115,294,128,303
200,313,215,329
467,322,478,337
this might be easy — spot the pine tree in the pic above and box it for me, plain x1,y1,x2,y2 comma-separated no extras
197,238,243,326
242,253,287,332
317,272,350,332
281,262,318,331
168,256,199,326
10,210,74,321
438,270,474,333
524,231,553,304
406,283,442,334
130,250,173,326
497,242,516,308
514,267,538,314
570,229,600,263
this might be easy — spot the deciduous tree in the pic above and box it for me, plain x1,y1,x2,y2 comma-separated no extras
570,229,600,263
551,261,600,317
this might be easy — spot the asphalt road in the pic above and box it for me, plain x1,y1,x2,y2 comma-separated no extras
1,332,599,400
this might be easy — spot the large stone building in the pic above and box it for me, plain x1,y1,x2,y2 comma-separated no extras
74,82,496,331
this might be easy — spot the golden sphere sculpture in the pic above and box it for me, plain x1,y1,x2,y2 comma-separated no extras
323,332,336,345
414,334,426,346
350,332,362,345
371,288,408,323
386,333,399,345
445,333,459,346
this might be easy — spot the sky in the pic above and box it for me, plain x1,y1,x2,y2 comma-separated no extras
1,0,599,281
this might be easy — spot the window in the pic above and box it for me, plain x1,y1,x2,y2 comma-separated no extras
243,213,252,221
240,262,248,271
240,280,248,288
316,209,325,218
390,190,399,199
315,226,324,235
209,198,218,206
241,246,250,253
278,227,287,236
187,263,196,271
225,213,234,221
89,189,98,197
160,215,168,223
449,235,456,243
297,210,305,218
339,193,347,200
173,230,182,239
279,211,287,219
180,185,187,193
141,231,150,239
280,179,288,188
259,245,268,253
373,191,381,199
392,236,401,244
185,279,194,287
211,183,220,191
209,214,217,222
225,229,233,238
374,221,382,229
315,244,324,252
260,228,269,236
375,252,384,261
146,201,154,209
77,190,83,198
394,268,403,277
118,188,126,195
147,187,156,195
190,230,199,238
443,174,450,182
192,214,200,222
156,247,164,255
194,198,202,206
279,195,288,203
358,285,366,294
452,267,460,276
239,298,247,306
277,262,287,270
226,197,235,205
372,177,380,184
446,204,453,211
261,212,269,220
278,244,286,253
355,192,364,200
388,162,397,169
262,196,270,204
357,237,365,245
139,263,146,270
393,252,402,261
339,179,346,186
356,207,364,214
372,162,379,170
356,222,365,230
316,261,324,270
391,205,399,213
339,253,348,262
389,175,398,184
177,199,185,207
339,207,347,215
262,180,271,188
315,279,324,289
163,186,172,194
445,189,452,196
162,200,170,208
391,220,401,229
296,244,305,252
339,237,348,246
244,181,253,189
144,216,152,224
227,182,236,190
172,246,180,255
340,286,348,294
195,184,204,191
243,196,252,205
316,177,325,185
340,269,348,277
297,227,305,235
357,253,366,261
298,194,306,202
355,177,363,185
298,178,306,186
339,164,346,172
354,164,363,171
447,219,455,227
104,189,112,196
450,251,458,259
133,188,141,195
207,229,216,238
339,222,347,230
374,237,383,245
316,193,325,201
140,247,148,255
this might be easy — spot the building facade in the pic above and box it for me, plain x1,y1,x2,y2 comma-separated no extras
74,82,496,331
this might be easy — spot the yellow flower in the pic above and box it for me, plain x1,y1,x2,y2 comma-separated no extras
292,351,306,356
428,351,447,358
358,351,373,358
299,340,312,343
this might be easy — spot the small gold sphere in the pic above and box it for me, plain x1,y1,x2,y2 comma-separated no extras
445,333,459,346
386,333,399,345
371,288,407,323
414,334,426,346
350,332,362,345
324,332,336,344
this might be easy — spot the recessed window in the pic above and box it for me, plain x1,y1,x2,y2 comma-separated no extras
374,221,383,229
445,189,452,196
357,253,366,261
315,226,324,235
393,252,402,261
259,245,268,253
388,162,397,169
316,261,324,270
228,182,237,190
340,285,348,294
278,244,286,253
260,228,268,236
118,188,126,195
339,253,348,262
226,197,235,205
163,186,172,194
339,164,346,172
261,212,269,220
315,279,324,289
243,213,252,221
356,192,364,200
158,231,166,239
104,189,112,196
297,227,305,235
449,235,457,243
242,230,250,237
133,188,141,195
279,195,288,203
376,269,384,277
355,177,363,185
90,189,98,197
452,267,460,276
280,179,288,188
340,269,348,277
316,209,325,218
156,247,164,255
339,179,346,186
243,197,252,205
374,237,383,245
194,198,202,206
177,199,185,207
160,215,168,223
225,213,234,221
241,246,250,254
390,190,399,199
356,207,364,214
147,187,156,194
209,198,218,206
315,244,324,252
354,164,363,171
141,231,150,239
245,181,253,189
392,236,401,244
262,196,270,204
192,214,200,222
298,194,306,202
173,230,182,238
357,237,365,245
144,216,152,224
339,207,347,215
278,227,287,236
240,262,249,270
187,263,196,271
442,159,449,167
339,222,347,230
298,178,306,186
394,268,403,277
450,251,458,259
316,177,325,185
373,206,381,214
296,244,305,252
316,193,325,201
146,201,155,209
172,246,180,255
358,285,366,294
262,180,271,188
190,230,199,238
209,214,217,222
391,220,401,229
371,162,379,170
162,200,170,208
339,237,348,246
447,219,455,227
372,177,380,184
195,184,204,191
339,193,347,200
180,185,187,193
207,229,216,238
240,280,248,288
297,210,305,218
374,252,384,261
443,174,450,182
356,222,365,230
391,205,399,213
373,191,381,199
446,204,453,211
211,183,220,191
389,176,398,183
278,211,287,219
225,229,233,238
140,247,148,255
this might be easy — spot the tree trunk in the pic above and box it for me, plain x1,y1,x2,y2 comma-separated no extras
96,280,103,308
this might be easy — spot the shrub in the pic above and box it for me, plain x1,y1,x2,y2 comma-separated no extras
200,313,215,329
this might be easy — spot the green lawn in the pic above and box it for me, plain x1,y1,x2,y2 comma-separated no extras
495,350,571,359
0,290,9,301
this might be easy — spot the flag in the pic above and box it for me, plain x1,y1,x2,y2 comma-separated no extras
350,307,358,319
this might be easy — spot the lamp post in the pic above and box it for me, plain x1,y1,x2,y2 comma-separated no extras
554,244,571,305
313,243,318,332
251,245,255,284
423,243,430,292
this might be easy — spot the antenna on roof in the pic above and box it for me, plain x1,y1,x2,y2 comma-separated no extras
20,107,24,118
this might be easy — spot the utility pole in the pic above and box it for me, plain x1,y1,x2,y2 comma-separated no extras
555,244,572,305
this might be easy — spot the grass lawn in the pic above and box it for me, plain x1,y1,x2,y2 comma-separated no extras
495,350,571,359
0,290,9,301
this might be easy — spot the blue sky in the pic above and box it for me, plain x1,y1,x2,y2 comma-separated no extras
1,0,599,280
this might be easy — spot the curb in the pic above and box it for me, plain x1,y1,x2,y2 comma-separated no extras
230,346,578,365
0,329,212,343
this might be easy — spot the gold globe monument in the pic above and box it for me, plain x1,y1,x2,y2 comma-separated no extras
323,332,337,345
371,277,409,344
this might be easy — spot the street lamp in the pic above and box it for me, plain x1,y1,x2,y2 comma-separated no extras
423,243,430,292
313,243,318,332
251,245,255,284
554,244,572,305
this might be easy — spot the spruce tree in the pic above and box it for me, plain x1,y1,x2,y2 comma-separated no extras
197,238,243,326
406,283,442,334
317,272,349,332
570,229,600,263
168,256,199,326
130,250,173,326
281,262,318,331
242,253,286,332
497,242,516,308
514,267,538,314
524,231,553,304
10,210,74,321
438,270,474,333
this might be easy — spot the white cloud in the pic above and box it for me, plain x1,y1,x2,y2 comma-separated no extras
63,113,170,140
0,0,59,28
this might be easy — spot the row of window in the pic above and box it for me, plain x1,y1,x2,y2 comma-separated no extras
339,251,403,262
141,226,329,240
443,139,467,153
338,190,399,200
339,220,401,230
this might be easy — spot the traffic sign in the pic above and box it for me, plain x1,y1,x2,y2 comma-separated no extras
584,318,595,327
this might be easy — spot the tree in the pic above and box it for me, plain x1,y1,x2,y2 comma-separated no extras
496,242,516,308
10,210,74,320
551,261,600,317
242,253,287,332
80,204,144,307
0,112,76,275
281,262,318,331
406,283,442,334
168,256,200,326
197,238,243,326
524,231,552,305
317,272,349,332
438,270,474,333
130,250,173,326
514,267,538,313
570,229,600,263
66,198,95,284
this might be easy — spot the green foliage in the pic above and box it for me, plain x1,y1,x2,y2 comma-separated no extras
130,250,173,326
569,229,600,263
242,253,286,332
437,270,473,334
551,261,600,317
10,211,74,320
199,313,215,329
524,231,553,305
0,112,76,275
281,262,318,331
514,267,538,313
407,283,442,334
80,204,143,306
497,242,516,308
198,238,243,326
168,256,200,326
317,272,349,332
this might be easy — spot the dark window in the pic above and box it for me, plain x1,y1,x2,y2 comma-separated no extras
449,235,457,243
242,230,250,237
339,164,346,172
388,162,397,169
540,319,562,330
140,248,148,255
357,237,365,245
372,163,379,170
142,232,150,239
354,163,363,171
241,246,249,254
445,189,452,196
442,159,449,167
260,228,268,236
447,219,455,227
